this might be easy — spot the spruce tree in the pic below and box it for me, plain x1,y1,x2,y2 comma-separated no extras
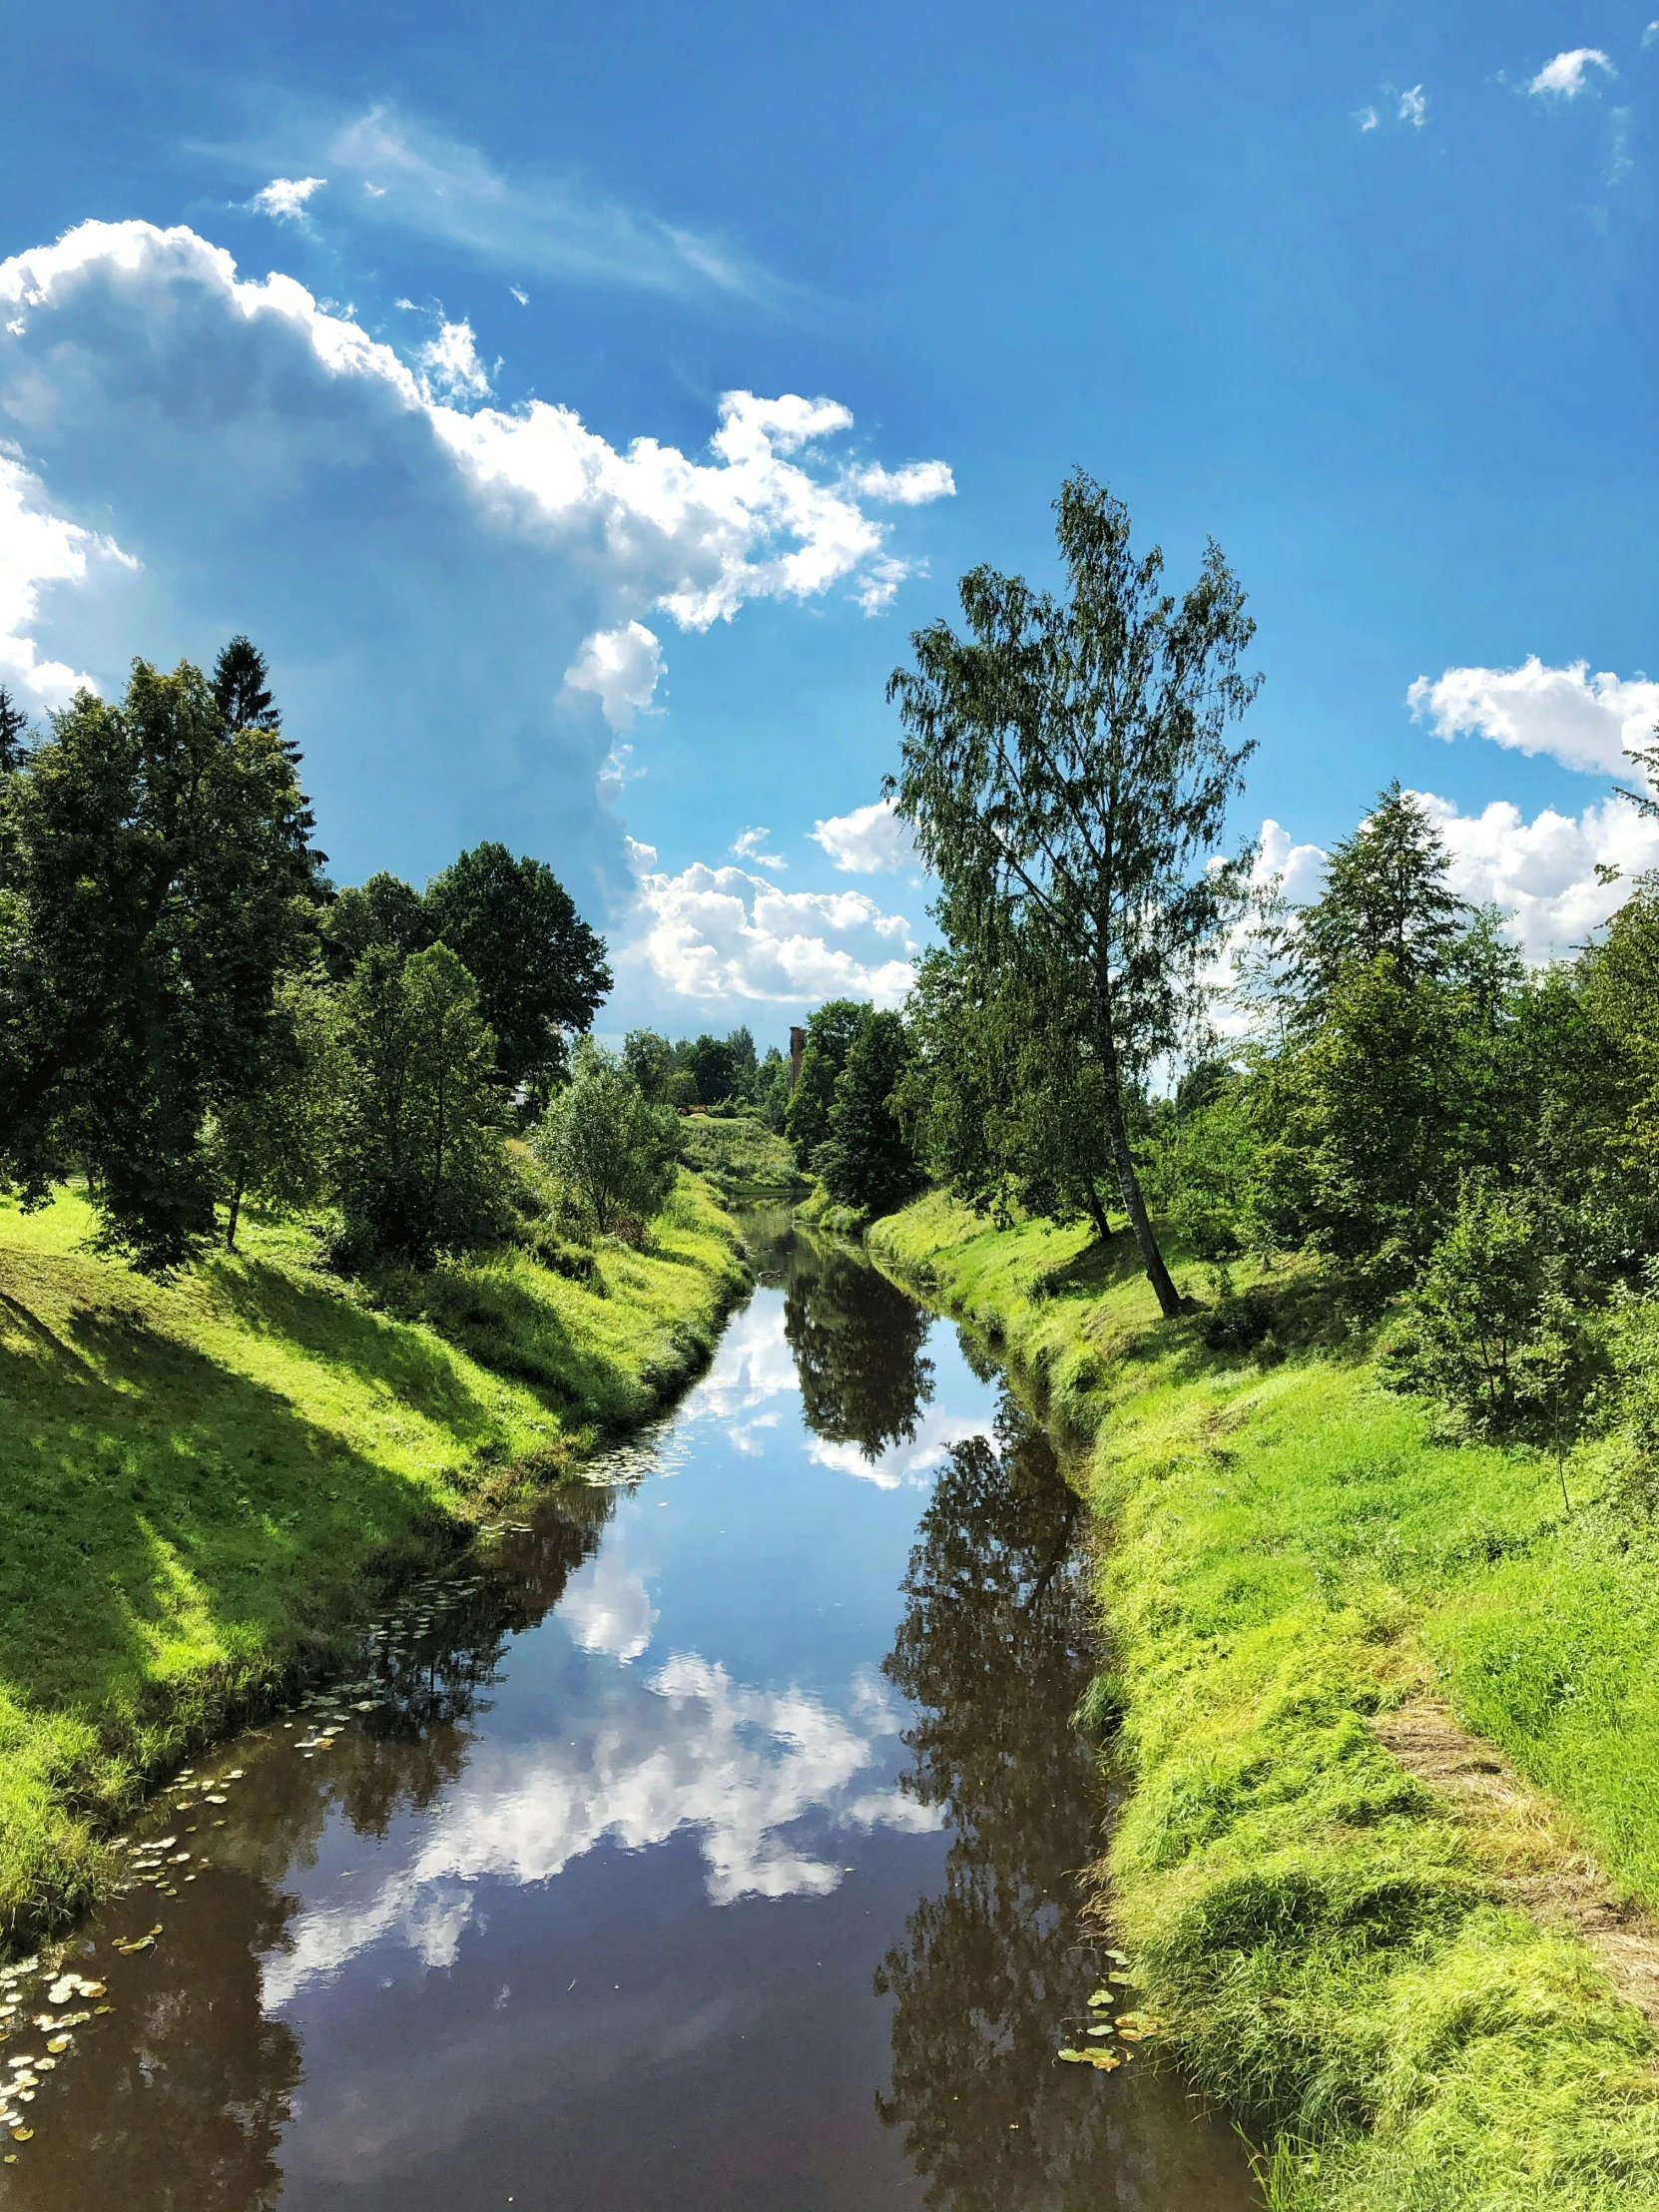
820,1007,921,1216
1290,782,1468,1010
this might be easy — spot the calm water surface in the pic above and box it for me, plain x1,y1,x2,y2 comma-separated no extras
2,1218,1253,2212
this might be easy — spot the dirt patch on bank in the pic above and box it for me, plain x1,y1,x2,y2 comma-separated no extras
1376,1697,1659,2027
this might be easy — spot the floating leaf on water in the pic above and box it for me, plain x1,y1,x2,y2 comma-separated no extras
226,1770,244,1780
204,1794,228,1805
1057,2048,1091,2063
1107,1971,1133,1984
11,2127,33,2141
1086,2026,1113,2037
1105,1949,1130,1964
1087,1991,1113,2008
94,2005,114,2016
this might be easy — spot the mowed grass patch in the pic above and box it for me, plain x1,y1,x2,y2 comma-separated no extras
871,1192,1659,2211
0,1175,746,1946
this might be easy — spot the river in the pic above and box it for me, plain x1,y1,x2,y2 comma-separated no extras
0,1215,1253,2212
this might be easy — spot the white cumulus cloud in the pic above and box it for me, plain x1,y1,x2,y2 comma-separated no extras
0,218,950,902
1407,656,1659,780
0,447,132,703
731,826,786,868
810,795,919,874
414,316,491,402
622,841,917,1009
250,176,326,222
1528,48,1615,96
1398,84,1427,128
564,621,664,731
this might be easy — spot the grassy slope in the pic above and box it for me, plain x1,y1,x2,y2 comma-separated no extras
870,1192,1659,2212
0,1175,746,1947
675,1113,806,1198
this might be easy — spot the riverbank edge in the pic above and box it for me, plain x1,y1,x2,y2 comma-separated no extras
0,1173,752,1956
868,1191,1659,2212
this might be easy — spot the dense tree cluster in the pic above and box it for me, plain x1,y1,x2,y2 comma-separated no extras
865,473,1659,1449
0,646,614,1271
621,1023,791,1124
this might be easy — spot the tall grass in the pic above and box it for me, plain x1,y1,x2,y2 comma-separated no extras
871,1192,1659,2210
0,1175,746,1947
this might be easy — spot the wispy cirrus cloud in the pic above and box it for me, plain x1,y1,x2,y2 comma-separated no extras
225,104,770,300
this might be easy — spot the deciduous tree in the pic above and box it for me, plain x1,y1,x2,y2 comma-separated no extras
887,473,1260,1316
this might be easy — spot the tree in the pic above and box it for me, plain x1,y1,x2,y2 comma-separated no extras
679,1031,739,1107
334,942,509,1263
0,659,319,1269
320,871,429,979
0,687,28,777
887,473,1260,1317
423,842,611,1110
1289,782,1468,1013
206,975,346,1250
756,1046,792,1133
533,1039,679,1233
819,1007,922,1216
783,1237,935,1459
623,1028,676,1103
784,998,867,1170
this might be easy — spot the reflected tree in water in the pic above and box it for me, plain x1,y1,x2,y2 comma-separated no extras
875,1400,1110,2211
784,1240,935,1459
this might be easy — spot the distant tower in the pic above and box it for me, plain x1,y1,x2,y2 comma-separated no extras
790,1024,807,1091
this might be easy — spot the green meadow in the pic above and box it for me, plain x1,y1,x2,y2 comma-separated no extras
871,1191,1659,2212
0,1176,746,1947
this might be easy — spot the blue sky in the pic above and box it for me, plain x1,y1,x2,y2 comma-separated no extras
3,0,1658,1037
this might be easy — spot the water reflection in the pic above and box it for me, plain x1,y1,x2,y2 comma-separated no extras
2,1226,1250,2212
784,1235,936,1460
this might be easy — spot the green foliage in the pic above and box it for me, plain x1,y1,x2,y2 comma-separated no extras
674,1111,804,1195
1288,783,1470,1009
871,1192,1659,2212
204,972,347,1249
532,1039,680,1234
320,870,429,977
887,471,1260,1316
623,1027,676,1102
1383,1178,1599,1436
334,942,510,1264
423,840,611,1109
819,1005,922,1218
0,657,319,1270
0,1176,745,1943
784,997,866,1168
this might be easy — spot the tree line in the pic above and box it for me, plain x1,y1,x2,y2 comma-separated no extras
0,643,616,1271
787,469,1659,1452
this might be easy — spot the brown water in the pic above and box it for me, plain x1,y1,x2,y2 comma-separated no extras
0,1218,1254,2212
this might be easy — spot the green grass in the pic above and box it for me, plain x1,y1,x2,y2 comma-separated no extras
675,1113,805,1197
0,1175,747,1949
870,1192,1659,2212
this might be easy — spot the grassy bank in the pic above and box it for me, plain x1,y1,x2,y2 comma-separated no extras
870,1192,1659,2211
675,1113,807,1200
0,1174,747,1949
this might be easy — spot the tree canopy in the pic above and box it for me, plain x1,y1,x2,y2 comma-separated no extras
886,471,1260,1316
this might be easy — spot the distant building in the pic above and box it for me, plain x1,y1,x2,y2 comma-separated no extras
790,1025,807,1091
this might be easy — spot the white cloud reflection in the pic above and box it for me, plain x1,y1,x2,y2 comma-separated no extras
263,1654,914,2006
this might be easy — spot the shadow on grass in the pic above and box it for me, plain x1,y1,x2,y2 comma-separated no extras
207,1258,511,1446
351,1260,655,1428
0,1290,457,1724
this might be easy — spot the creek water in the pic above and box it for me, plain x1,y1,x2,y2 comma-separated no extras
1,1216,1254,2212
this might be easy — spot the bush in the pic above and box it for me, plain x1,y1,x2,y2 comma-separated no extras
1382,1177,1598,1435
533,1040,679,1234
